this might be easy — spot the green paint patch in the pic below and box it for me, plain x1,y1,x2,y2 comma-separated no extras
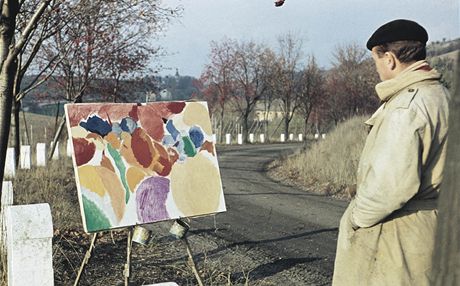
107,143,130,203
83,195,111,232
182,136,197,157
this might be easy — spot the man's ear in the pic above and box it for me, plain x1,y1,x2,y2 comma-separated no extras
384,52,397,70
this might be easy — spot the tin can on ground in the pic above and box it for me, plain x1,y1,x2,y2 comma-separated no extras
132,225,152,245
169,219,190,239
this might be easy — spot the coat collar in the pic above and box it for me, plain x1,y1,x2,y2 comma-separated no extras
375,60,441,102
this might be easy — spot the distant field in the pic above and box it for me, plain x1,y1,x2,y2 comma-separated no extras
8,112,65,146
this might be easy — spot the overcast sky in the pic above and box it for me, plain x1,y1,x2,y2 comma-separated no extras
157,0,460,77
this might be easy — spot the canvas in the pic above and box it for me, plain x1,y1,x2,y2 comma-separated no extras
64,101,226,233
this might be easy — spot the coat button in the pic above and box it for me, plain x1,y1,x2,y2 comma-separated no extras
408,88,415,92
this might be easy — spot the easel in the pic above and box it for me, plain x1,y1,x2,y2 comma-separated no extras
73,227,133,286
73,220,204,286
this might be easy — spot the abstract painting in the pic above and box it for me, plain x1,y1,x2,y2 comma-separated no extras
65,101,226,233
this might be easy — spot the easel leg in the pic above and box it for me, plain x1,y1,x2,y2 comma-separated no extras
124,227,133,286
74,233,98,286
183,236,204,286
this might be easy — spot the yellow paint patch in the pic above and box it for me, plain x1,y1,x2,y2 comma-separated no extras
170,153,221,216
78,165,106,197
182,102,213,135
78,165,126,222
71,126,89,138
126,167,147,193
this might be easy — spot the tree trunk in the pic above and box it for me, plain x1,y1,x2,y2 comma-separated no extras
0,1,19,191
284,114,289,138
431,54,460,285
11,98,20,166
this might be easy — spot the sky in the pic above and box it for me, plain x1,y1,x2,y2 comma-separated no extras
157,0,460,77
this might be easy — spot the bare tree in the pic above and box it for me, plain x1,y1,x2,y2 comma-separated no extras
297,56,324,136
273,33,304,137
230,41,271,142
40,0,181,158
200,39,236,141
0,0,53,192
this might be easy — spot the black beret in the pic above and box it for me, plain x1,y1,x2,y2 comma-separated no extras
366,19,428,50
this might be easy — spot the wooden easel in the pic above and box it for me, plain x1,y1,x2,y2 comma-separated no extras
73,227,133,286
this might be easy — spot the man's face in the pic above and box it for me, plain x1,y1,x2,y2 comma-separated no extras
371,47,392,81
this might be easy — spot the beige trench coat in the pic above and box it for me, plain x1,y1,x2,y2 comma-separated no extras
332,61,450,286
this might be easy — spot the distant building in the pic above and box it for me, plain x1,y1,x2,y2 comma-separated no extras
159,89,172,101
252,99,287,122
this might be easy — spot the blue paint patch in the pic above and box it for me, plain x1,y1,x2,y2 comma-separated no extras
166,120,180,140
80,115,112,137
162,135,175,146
120,117,137,134
111,123,123,136
189,126,204,148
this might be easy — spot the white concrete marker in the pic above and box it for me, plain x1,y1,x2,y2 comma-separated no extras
249,133,254,143
280,134,285,143
298,134,303,142
322,133,326,139
259,134,265,143
314,133,319,140
7,203,54,286
289,133,294,141
225,134,231,145
1,181,13,259
66,139,73,157
36,143,46,167
51,142,60,161
20,145,31,169
4,148,16,179
237,134,243,145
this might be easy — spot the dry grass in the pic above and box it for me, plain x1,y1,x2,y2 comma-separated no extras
269,116,369,199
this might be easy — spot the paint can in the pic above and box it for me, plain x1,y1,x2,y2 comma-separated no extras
132,225,152,245
169,219,190,239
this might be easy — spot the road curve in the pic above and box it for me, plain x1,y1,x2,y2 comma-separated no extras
193,143,348,285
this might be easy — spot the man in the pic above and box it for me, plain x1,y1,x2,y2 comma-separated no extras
332,19,450,285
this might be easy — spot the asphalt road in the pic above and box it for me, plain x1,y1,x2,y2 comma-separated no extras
193,143,348,285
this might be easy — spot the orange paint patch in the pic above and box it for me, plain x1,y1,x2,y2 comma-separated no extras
126,167,147,193
200,141,215,156
105,132,121,149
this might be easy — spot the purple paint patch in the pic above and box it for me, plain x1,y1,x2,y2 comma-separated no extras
136,176,170,223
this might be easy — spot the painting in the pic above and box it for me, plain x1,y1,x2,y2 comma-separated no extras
65,101,226,233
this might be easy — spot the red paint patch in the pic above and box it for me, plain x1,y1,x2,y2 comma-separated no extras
129,105,139,121
137,104,174,141
157,156,172,176
167,102,186,114
73,138,96,166
131,128,153,168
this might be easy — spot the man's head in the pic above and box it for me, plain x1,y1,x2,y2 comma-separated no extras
366,19,428,81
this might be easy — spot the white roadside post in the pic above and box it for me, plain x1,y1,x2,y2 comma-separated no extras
20,145,31,169
322,133,326,139
280,134,285,143
7,203,54,286
259,134,265,143
4,148,16,179
249,133,254,143
1,181,13,260
314,133,319,140
51,142,60,161
237,134,243,145
298,134,303,142
36,143,47,167
289,133,294,141
225,134,231,145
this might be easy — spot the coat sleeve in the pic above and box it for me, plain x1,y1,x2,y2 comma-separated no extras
350,107,425,228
